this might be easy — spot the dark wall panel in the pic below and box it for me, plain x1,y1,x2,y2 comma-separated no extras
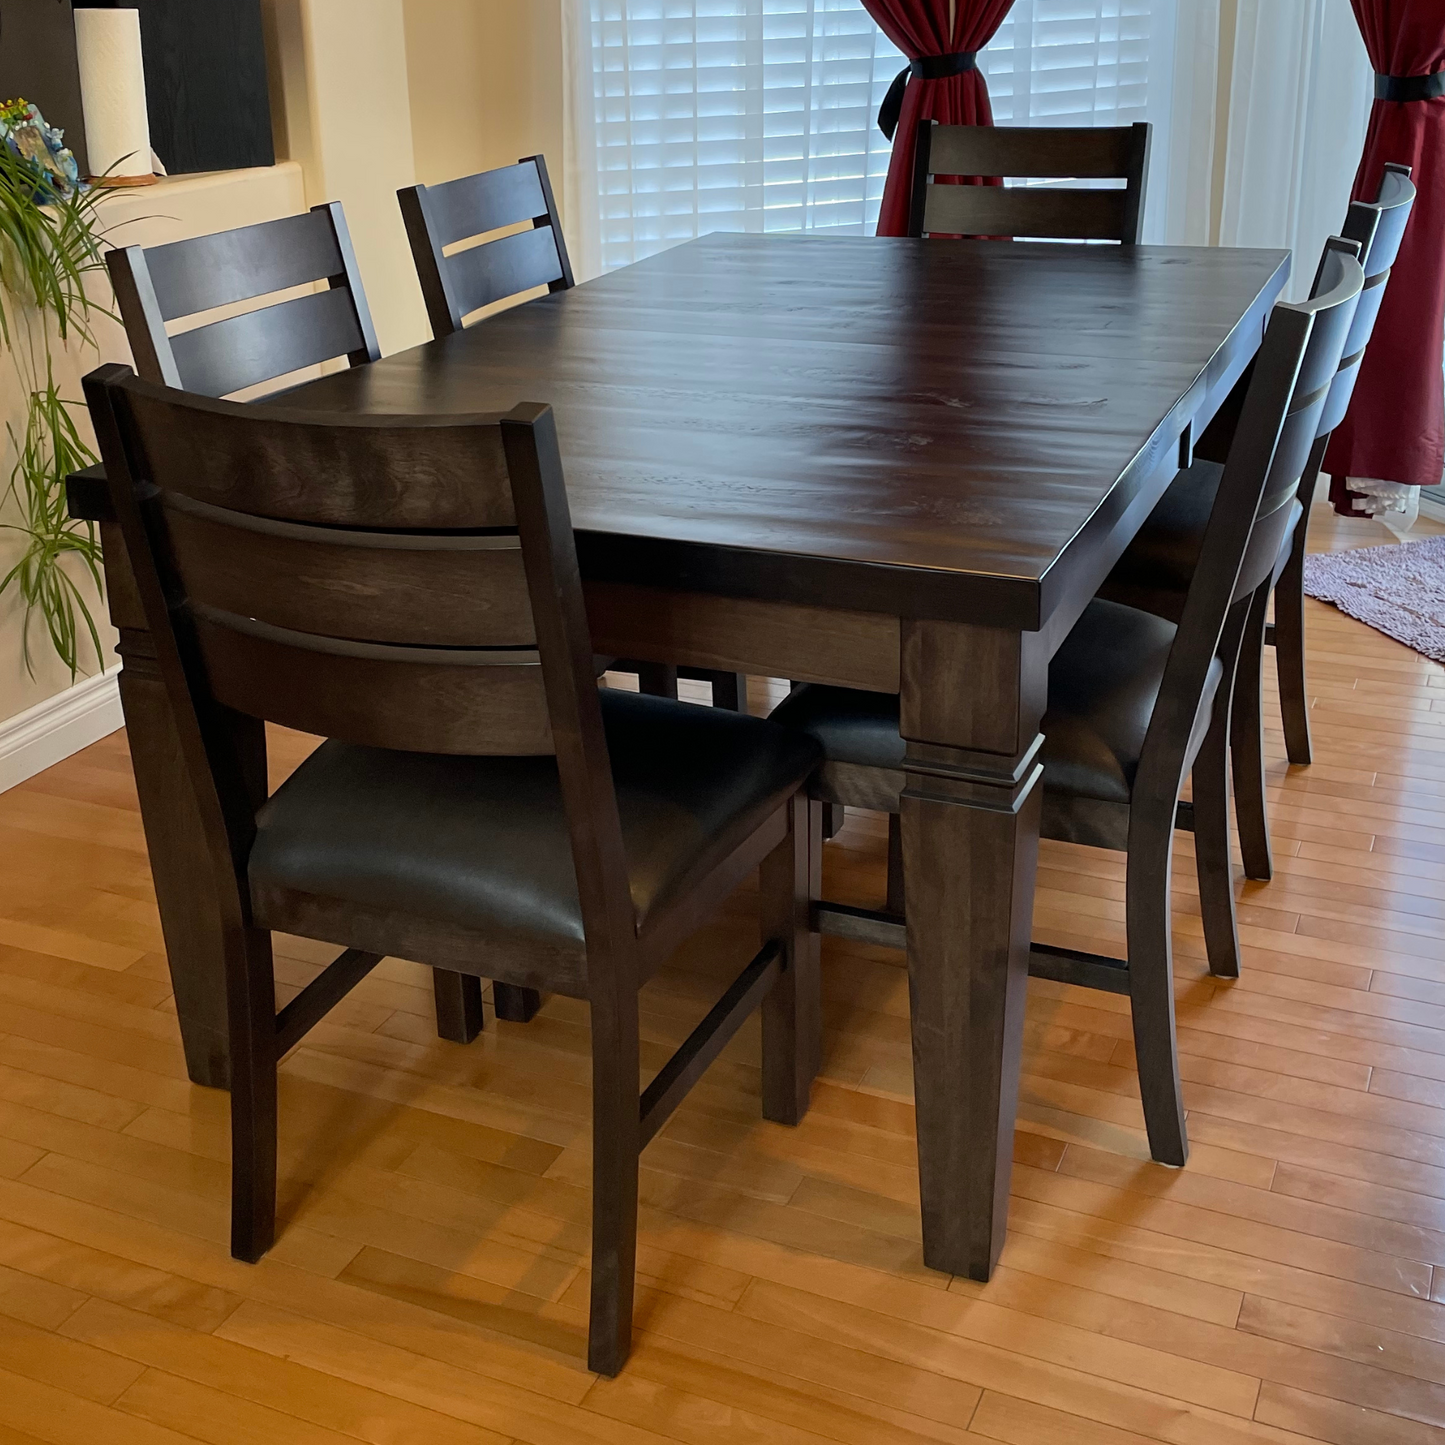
75,0,275,175
0,0,90,173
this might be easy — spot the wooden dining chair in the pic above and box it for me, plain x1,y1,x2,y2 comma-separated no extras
106,203,380,397
1102,165,1416,883
83,366,823,1376
769,244,1364,1167
105,203,554,1026
909,122,1152,242
398,155,573,338
400,156,748,714
1268,164,1416,768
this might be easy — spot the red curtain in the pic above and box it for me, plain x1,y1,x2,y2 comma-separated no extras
861,0,1018,237
1327,0,1445,512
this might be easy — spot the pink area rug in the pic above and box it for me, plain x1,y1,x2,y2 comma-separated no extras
1302,534,1445,664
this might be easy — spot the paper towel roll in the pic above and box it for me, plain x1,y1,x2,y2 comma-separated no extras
74,8,155,184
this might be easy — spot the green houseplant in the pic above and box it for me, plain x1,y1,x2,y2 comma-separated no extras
0,100,110,679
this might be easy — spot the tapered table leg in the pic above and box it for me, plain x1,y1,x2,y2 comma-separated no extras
900,620,1046,1281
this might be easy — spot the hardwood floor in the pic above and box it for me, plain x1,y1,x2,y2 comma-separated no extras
1,501,1443,1444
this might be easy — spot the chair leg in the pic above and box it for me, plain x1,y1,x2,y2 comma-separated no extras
1125,819,1189,1167
707,671,748,712
494,983,543,1022
821,802,845,840
1194,709,1243,982
229,928,279,1263
1273,523,1313,765
634,662,679,700
761,793,821,1125
886,812,904,915
588,994,641,1377
1196,600,1248,981
1231,580,1273,882
806,799,824,1081
433,970,485,1043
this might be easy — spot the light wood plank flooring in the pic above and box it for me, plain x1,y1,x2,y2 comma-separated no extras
1,502,1443,1444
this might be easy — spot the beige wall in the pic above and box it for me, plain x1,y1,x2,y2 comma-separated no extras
262,0,430,357
260,0,565,358
0,165,308,734
1,1,565,736
404,1,564,190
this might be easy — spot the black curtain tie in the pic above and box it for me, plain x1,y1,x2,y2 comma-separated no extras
878,52,979,141
1376,72,1445,102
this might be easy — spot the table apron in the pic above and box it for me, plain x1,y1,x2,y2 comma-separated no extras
584,582,901,693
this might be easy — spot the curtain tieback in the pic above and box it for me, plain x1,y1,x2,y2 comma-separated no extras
1375,72,1445,103
878,52,979,142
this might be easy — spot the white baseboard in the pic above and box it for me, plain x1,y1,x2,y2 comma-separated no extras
0,665,123,793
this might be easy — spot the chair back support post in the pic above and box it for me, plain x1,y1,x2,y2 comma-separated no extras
908,121,936,241
499,402,642,1368
398,182,466,339
107,247,182,388
500,405,636,973
82,364,261,927
1120,122,1152,245
318,200,383,367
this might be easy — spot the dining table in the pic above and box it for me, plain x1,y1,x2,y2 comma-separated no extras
69,231,1290,1282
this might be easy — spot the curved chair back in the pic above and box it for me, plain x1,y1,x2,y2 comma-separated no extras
83,369,590,761
1317,163,1417,435
1229,242,1363,604
106,204,380,399
1134,244,1363,800
399,156,573,338
909,122,1151,242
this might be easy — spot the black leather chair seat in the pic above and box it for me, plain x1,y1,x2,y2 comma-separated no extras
769,599,1222,811
249,688,821,952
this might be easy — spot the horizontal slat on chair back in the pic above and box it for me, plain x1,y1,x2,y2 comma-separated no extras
446,225,567,319
425,161,549,248
193,607,552,754
168,286,369,399
162,493,535,646
105,378,554,757
122,384,513,528
1235,247,1363,602
922,184,1129,241
1318,170,1416,435
142,210,348,321
926,124,1140,181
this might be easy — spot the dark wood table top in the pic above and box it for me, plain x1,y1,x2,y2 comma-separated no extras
238,235,1290,631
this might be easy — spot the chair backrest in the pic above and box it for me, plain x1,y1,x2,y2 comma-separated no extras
1225,241,1363,606
909,123,1151,243
398,155,574,339
106,204,381,399
83,363,633,956
1134,242,1363,800
1317,163,1416,435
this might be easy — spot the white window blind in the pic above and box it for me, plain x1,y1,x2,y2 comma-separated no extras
577,1,1178,272
984,2,1166,128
